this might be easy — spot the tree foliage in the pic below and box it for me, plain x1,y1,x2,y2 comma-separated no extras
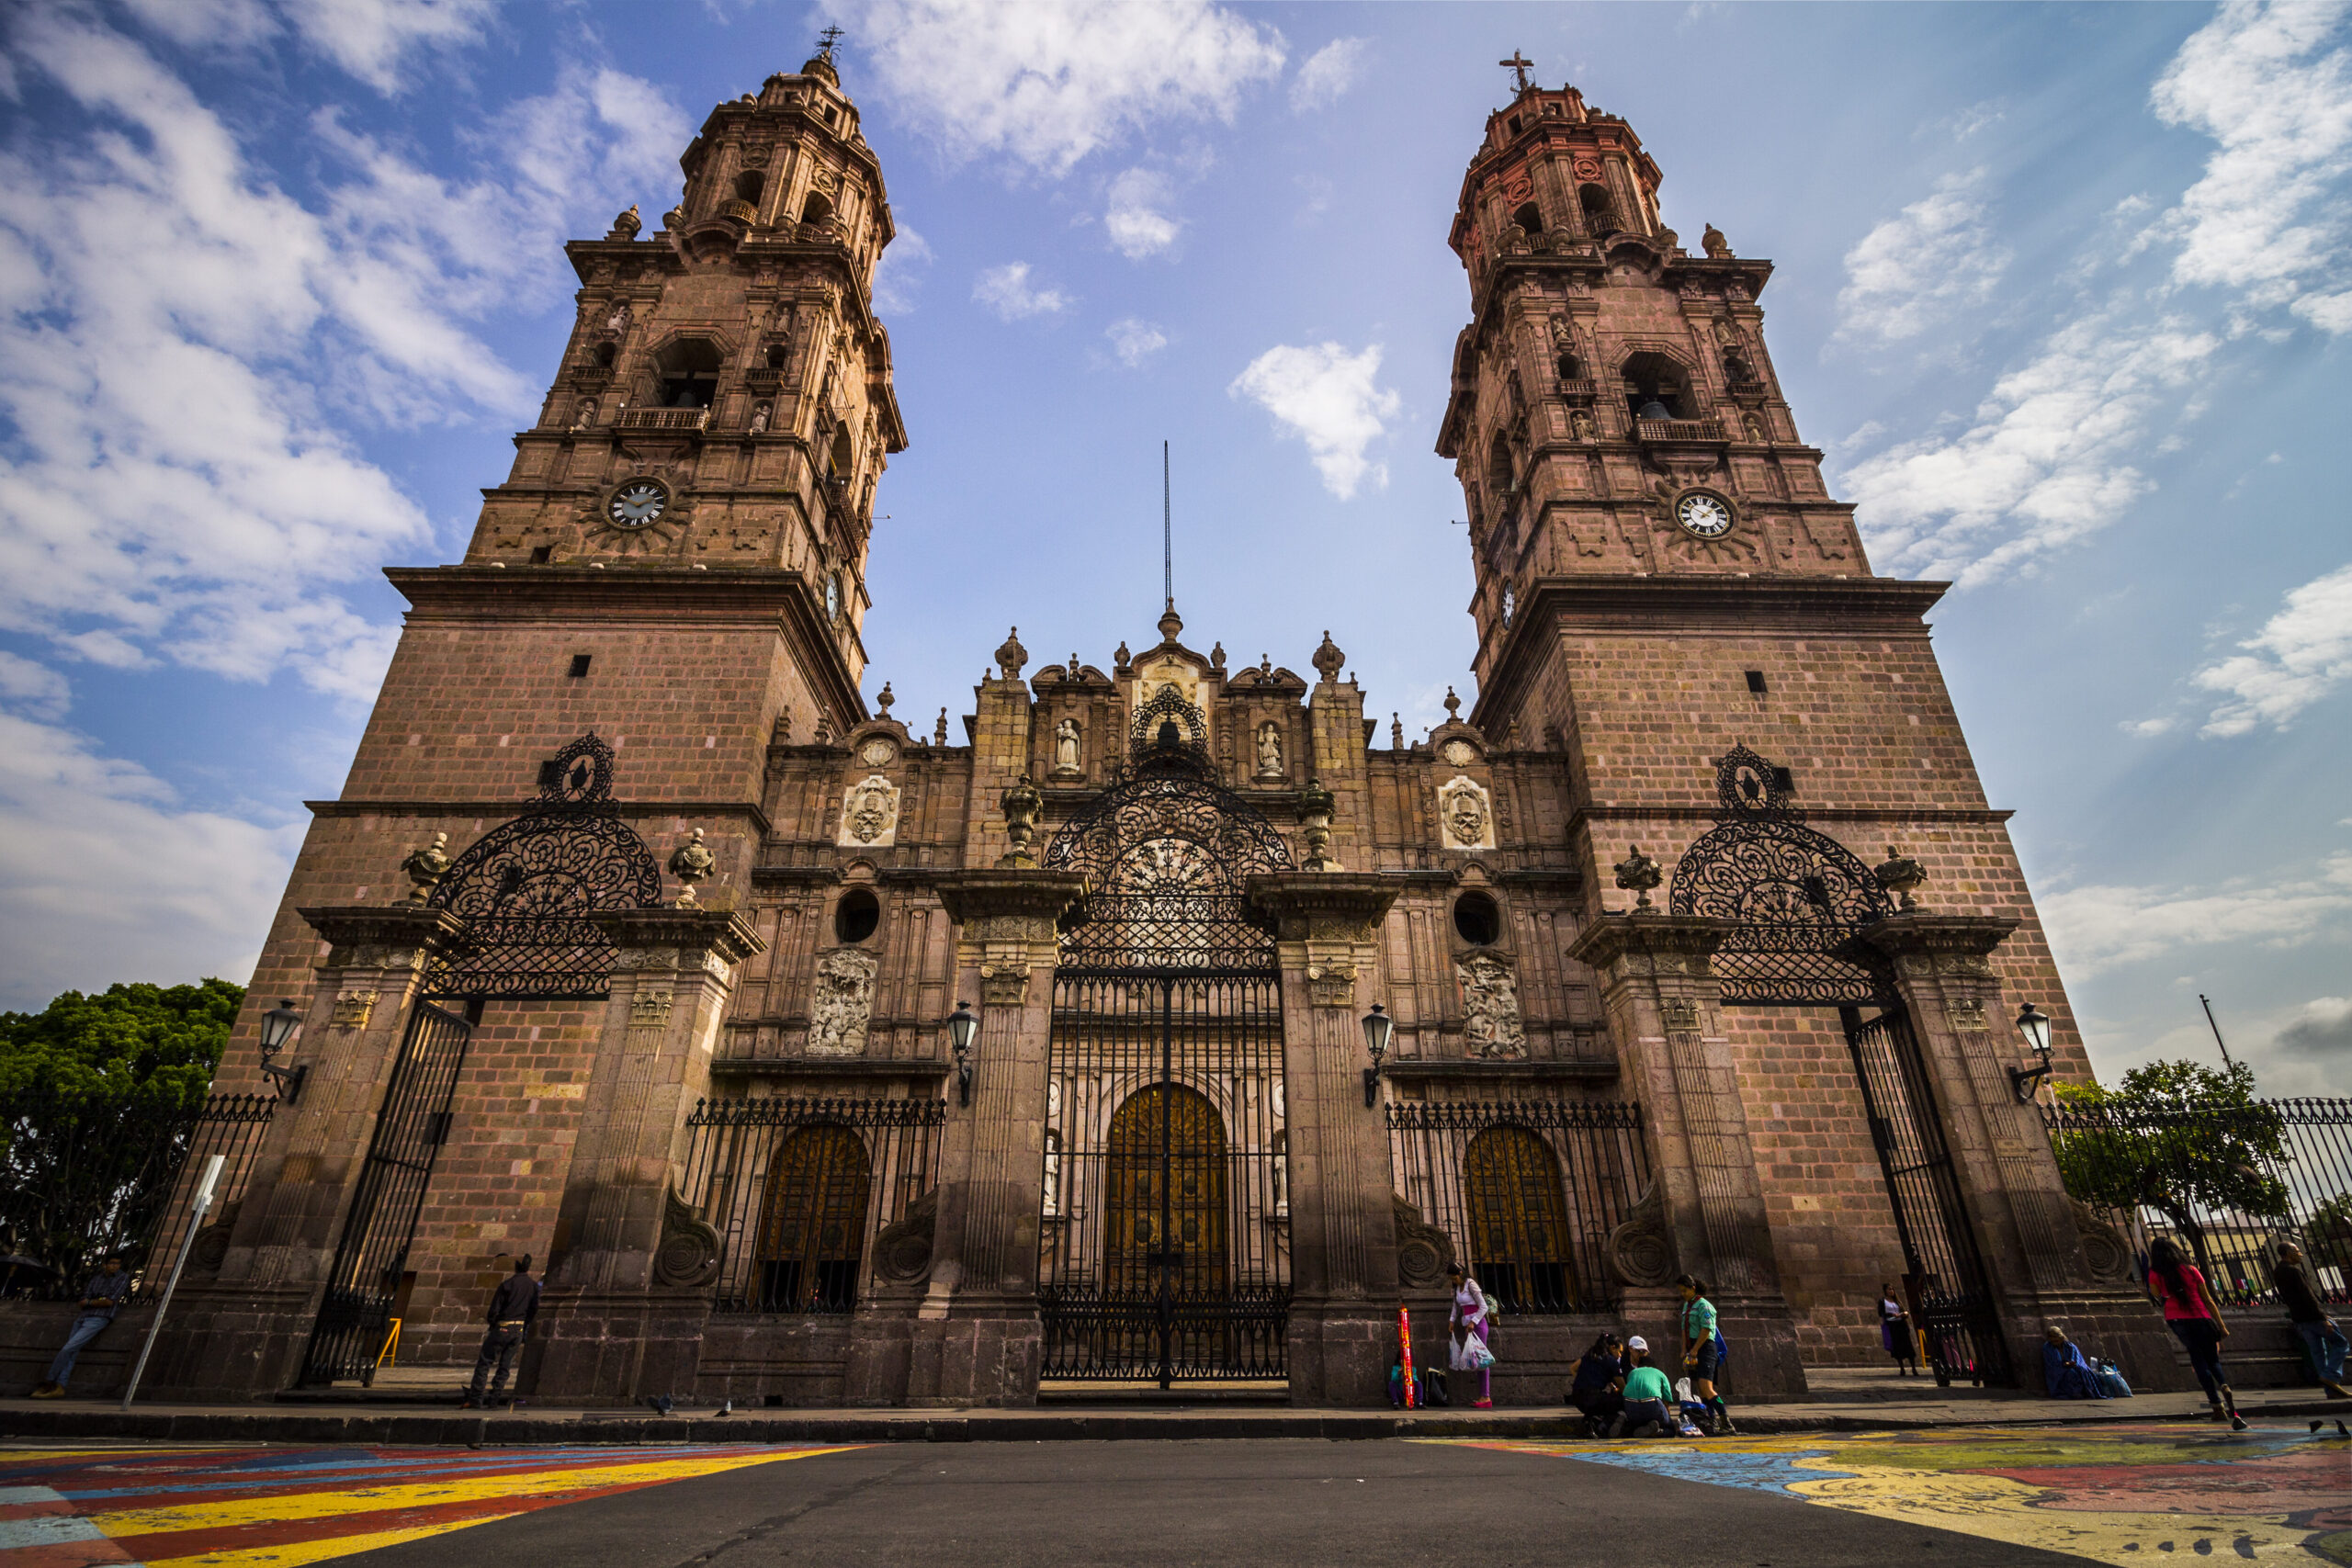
2050,1057,2290,1269
0,978,241,1109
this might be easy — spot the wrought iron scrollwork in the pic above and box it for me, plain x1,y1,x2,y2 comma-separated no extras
425,732,662,998
1669,743,1894,1004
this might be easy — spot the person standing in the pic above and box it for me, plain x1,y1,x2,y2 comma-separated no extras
2274,1241,2350,1399
1446,1263,1496,1409
459,1255,538,1409
2147,1235,2245,1429
1879,1282,1919,1377
29,1255,130,1398
1611,1337,1676,1438
1678,1274,1734,1435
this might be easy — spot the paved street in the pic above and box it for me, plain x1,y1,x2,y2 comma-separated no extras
5,1423,2347,1567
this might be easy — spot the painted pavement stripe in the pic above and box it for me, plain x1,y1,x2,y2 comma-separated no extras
29,1448,763,1507
141,1514,526,1568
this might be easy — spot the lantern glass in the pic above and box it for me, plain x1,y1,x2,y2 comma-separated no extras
1360,1002,1394,1066
258,1000,302,1056
2014,1002,2052,1060
947,1000,978,1057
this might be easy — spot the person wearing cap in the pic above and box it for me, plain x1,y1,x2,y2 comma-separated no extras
1611,1336,1676,1438
459,1255,538,1409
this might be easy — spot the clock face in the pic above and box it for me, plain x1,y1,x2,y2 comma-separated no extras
825,574,842,621
1677,492,1733,537
607,479,667,528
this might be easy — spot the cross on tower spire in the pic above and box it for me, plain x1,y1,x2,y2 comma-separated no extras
816,24,844,60
1498,50,1534,95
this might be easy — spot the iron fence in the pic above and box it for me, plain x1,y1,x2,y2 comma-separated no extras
0,1089,276,1303
682,1095,946,1314
1386,1098,1648,1314
2044,1097,2352,1307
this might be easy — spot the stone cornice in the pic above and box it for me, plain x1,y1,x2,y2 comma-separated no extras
1246,874,1404,941
1852,911,2019,962
309,800,775,836
1566,806,2014,831
1385,1058,1618,1084
1472,573,1951,734
933,870,1090,927
298,905,469,968
385,565,865,730
1565,912,1735,974
590,907,766,967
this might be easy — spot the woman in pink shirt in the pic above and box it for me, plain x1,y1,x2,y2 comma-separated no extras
2148,1235,2245,1429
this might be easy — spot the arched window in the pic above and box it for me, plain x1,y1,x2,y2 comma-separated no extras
1577,182,1617,236
763,343,788,370
1105,1084,1227,1299
593,341,617,369
829,426,854,479
1511,201,1544,236
1486,429,1514,494
833,887,879,944
1620,350,1692,423
1555,348,1584,384
1463,1124,1577,1313
800,190,834,227
1453,890,1502,946
655,337,722,410
733,169,764,206
754,1123,871,1313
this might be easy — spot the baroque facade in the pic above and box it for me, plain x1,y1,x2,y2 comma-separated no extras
148,57,2181,1408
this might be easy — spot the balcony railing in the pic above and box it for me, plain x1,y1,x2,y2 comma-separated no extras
718,198,759,225
1637,417,1725,443
1725,379,1769,399
1555,378,1597,399
615,407,709,433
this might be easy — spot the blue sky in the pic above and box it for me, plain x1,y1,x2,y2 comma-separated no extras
0,1,2346,1094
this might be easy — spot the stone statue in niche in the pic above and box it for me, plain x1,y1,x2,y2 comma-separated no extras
806,947,877,1055
606,300,631,333
750,400,771,434
1457,953,1527,1059
1570,408,1596,441
1255,720,1283,777
1052,716,1082,774
837,773,901,846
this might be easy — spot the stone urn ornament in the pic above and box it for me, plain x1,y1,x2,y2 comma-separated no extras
998,774,1044,867
1299,779,1339,871
1874,845,1928,909
400,832,451,904
668,828,717,908
1613,846,1664,912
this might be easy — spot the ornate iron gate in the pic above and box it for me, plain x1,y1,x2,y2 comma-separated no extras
299,1001,475,1385
1842,1005,2009,1387
1036,688,1293,1385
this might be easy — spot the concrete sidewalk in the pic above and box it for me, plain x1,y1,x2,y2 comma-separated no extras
4,1382,2345,1448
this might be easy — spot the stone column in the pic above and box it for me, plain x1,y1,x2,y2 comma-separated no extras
897,868,1086,1406
149,905,470,1400
1566,913,1807,1399
529,907,763,1403
1856,913,2190,1392
1248,874,1402,1408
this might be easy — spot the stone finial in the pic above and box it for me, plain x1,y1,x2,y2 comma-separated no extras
998,774,1044,868
934,707,949,746
876,681,895,716
1113,641,1131,671
1442,687,1461,722
1211,641,1227,671
994,626,1027,679
1613,846,1664,913
1874,845,1928,910
610,204,642,240
1702,221,1733,259
662,206,684,231
772,709,794,745
668,828,717,908
1392,713,1405,750
399,832,451,904
1298,779,1340,871
1311,631,1344,684
1068,652,1080,680
1157,602,1183,643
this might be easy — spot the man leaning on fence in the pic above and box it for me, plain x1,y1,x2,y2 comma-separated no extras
30,1255,130,1398
2275,1242,2349,1400
460,1255,538,1409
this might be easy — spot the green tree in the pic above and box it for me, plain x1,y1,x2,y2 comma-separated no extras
2305,1190,2352,1278
0,979,243,1282
2051,1058,2290,1270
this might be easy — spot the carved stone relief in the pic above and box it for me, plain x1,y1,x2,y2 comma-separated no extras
629,987,674,1028
1437,774,1497,851
858,737,896,767
1456,953,1527,1058
1606,1179,1679,1287
1394,1194,1458,1289
1440,739,1478,767
1660,998,1701,1032
1306,961,1357,1009
837,773,901,846
807,947,877,1055
330,990,378,1030
873,1186,940,1285
652,1185,722,1288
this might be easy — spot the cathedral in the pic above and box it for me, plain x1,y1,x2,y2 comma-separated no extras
150,51,2182,1407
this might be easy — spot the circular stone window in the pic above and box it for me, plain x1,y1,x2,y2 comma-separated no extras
834,887,880,944
1452,890,1502,947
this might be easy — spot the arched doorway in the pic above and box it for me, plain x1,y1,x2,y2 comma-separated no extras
755,1124,872,1313
1037,685,1291,1386
1464,1125,1577,1314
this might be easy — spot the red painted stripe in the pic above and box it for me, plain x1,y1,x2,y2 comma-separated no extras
100,1475,689,1561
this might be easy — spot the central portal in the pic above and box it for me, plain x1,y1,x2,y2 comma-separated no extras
1037,689,1292,1388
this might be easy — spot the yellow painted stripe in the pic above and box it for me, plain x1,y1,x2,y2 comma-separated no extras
141,1511,526,1568
93,1449,844,1538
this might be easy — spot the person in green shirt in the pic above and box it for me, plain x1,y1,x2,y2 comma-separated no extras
1611,1337,1676,1438
1679,1274,1735,1435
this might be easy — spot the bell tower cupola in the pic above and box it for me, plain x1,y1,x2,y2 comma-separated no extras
1436,70,1869,713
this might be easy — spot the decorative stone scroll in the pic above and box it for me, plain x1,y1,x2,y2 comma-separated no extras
838,774,901,846
652,1185,722,1288
1394,1194,1457,1289
1306,960,1358,1009
1605,1179,1679,1287
873,1187,940,1286
1456,952,1527,1058
806,947,877,1055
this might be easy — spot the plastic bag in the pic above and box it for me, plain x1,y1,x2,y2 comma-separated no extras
1673,1376,1694,1404
2097,1360,2133,1398
1460,1334,1496,1370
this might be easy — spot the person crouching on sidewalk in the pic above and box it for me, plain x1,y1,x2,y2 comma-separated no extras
459,1255,538,1409
1610,1337,1676,1438
30,1255,129,1398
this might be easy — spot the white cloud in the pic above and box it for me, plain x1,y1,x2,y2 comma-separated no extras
2192,560,2352,735
1105,317,1169,367
825,0,1285,175
1842,312,2218,586
1290,37,1368,113
1227,342,1399,499
2040,850,2352,977
1835,168,2010,345
973,261,1070,320
119,0,278,51
0,15,686,702
2275,995,2352,1065
0,652,70,723
278,0,498,94
1105,166,1181,258
873,222,934,313
2120,716,2178,738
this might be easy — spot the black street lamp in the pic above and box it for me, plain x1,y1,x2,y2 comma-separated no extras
1361,1002,1394,1108
946,999,978,1108
2009,1002,2054,1102
256,999,309,1103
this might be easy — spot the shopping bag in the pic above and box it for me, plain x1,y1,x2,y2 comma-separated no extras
1461,1334,1496,1370
2096,1360,2133,1398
